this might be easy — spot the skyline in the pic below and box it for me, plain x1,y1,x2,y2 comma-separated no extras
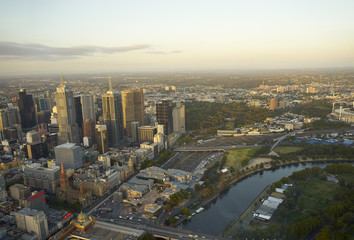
1,0,354,74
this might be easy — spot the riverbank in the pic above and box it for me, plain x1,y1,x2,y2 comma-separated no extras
222,184,271,237
180,157,353,231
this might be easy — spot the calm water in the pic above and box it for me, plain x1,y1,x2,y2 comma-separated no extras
181,162,333,235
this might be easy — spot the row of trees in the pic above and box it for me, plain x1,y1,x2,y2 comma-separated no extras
169,189,193,206
273,143,354,162
140,148,174,169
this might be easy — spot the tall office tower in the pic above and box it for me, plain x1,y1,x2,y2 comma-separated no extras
74,96,83,141
54,143,83,170
95,124,108,154
81,94,95,121
0,107,21,130
44,91,54,111
172,102,185,134
81,94,95,141
121,89,144,137
131,121,139,143
102,77,124,147
55,73,80,145
15,208,49,240
156,100,173,135
18,89,36,130
269,98,278,110
83,119,95,138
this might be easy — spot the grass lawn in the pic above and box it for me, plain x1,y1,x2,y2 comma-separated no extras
274,146,304,155
302,178,344,203
286,211,303,223
225,147,260,170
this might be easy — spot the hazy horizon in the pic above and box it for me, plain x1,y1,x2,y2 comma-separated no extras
1,0,354,74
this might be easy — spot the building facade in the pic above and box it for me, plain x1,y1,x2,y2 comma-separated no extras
18,89,36,130
156,100,174,135
15,208,49,240
102,77,124,147
24,164,60,194
121,89,144,137
55,73,81,145
54,143,83,170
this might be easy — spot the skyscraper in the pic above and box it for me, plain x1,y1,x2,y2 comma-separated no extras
55,73,80,145
74,96,83,142
81,94,96,121
156,100,173,135
18,89,36,130
121,89,144,137
172,102,185,134
102,77,124,147
81,94,95,141
95,124,108,154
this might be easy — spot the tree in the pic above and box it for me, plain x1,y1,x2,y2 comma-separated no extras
194,183,202,192
165,204,171,212
181,207,191,216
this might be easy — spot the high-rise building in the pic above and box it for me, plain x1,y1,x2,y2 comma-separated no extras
83,119,95,139
172,102,185,134
45,91,54,111
121,89,144,137
81,94,96,121
55,73,81,145
0,107,21,130
102,77,124,147
138,126,157,143
269,98,278,111
54,143,83,170
27,142,48,160
74,96,83,133
15,208,49,240
18,89,36,130
131,121,139,143
156,100,173,135
95,124,108,154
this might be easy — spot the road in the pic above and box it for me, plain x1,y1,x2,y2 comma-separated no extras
97,217,231,240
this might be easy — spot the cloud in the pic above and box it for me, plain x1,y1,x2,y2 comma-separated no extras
146,50,181,55
0,42,151,61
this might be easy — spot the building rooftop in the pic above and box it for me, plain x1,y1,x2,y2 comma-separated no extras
55,143,77,149
17,208,44,217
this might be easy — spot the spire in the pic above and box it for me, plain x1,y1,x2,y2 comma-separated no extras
108,76,113,92
60,72,65,86
61,162,65,174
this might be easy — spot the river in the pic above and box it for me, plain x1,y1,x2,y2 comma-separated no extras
181,162,335,235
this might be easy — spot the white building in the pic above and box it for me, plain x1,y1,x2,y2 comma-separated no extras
15,208,49,240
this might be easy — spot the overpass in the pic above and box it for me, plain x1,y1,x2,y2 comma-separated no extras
174,144,260,153
174,147,227,152
270,129,306,152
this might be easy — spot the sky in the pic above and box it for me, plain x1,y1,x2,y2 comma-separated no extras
0,0,354,74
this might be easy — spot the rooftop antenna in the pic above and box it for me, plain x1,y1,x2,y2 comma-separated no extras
60,72,65,86
108,75,113,92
